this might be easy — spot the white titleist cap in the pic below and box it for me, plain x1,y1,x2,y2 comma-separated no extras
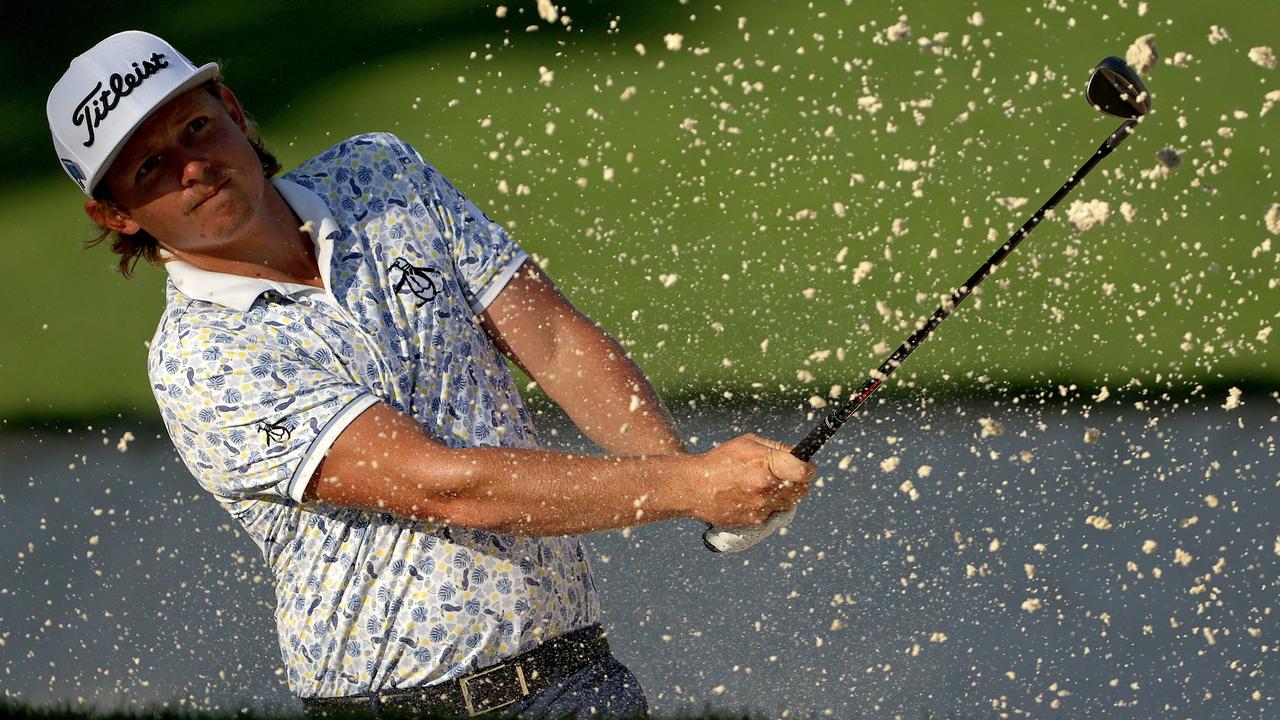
47,31,220,196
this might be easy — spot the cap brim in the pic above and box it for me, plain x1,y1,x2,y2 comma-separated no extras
85,61,221,195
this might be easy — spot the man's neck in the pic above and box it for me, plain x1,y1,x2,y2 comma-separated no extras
165,182,324,288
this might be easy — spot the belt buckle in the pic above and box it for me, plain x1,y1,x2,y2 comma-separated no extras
458,661,529,717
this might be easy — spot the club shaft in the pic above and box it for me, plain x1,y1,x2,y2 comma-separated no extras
792,119,1138,462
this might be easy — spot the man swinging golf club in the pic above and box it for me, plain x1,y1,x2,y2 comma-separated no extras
48,31,815,718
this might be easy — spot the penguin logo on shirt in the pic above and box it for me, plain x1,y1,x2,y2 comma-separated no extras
257,419,292,445
390,258,443,308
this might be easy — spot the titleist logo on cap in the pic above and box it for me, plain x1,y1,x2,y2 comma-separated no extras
72,51,170,148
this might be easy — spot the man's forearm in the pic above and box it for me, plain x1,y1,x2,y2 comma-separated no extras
479,261,685,456
310,403,812,536
311,405,698,535
433,445,695,534
540,317,688,457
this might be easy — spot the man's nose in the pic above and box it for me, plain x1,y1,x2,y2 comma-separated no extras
180,152,218,186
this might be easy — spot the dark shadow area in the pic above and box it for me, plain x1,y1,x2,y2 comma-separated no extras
3,0,683,191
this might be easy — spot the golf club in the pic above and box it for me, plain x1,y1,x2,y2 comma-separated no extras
704,55,1151,553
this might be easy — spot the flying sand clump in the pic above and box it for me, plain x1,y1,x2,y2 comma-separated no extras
536,0,558,24
1264,203,1280,235
1126,34,1158,74
885,18,912,43
851,260,874,285
1222,387,1243,410
1248,46,1277,70
978,417,1004,438
1065,199,1112,233
1261,90,1280,117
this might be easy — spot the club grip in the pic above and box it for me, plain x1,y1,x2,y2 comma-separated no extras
702,507,796,553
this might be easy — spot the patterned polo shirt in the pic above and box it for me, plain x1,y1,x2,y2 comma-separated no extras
147,132,600,698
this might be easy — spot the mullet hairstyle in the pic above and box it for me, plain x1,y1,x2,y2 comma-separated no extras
86,77,282,278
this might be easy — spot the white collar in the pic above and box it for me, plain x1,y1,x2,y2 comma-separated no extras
163,177,342,312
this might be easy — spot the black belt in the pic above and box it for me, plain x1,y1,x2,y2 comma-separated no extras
301,624,610,718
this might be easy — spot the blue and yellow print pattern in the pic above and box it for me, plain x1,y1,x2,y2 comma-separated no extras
147,133,600,698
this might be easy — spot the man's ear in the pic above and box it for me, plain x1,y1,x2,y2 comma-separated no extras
216,84,250,135
85,198,141,235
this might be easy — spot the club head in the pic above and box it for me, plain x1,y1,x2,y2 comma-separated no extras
1087,56,1150,119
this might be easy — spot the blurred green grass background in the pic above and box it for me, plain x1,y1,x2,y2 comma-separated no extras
2,0,1277,422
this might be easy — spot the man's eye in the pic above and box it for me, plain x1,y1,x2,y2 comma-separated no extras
189,117,209,133
136,156,161,179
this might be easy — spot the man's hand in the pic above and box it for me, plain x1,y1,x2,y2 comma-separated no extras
686,434,815,529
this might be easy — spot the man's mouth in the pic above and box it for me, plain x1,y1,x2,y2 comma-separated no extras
186,178,229,214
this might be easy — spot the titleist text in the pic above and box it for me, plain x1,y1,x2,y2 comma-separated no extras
72,52,170,148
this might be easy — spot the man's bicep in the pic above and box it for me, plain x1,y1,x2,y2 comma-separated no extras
303,401,456,519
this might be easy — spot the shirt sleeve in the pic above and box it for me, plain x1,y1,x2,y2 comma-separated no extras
149,310,379,504
399,138,528,314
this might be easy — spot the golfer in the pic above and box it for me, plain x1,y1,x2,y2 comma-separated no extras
48,31,813,718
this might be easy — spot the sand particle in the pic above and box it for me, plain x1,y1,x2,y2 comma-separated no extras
1126,34,1158,73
